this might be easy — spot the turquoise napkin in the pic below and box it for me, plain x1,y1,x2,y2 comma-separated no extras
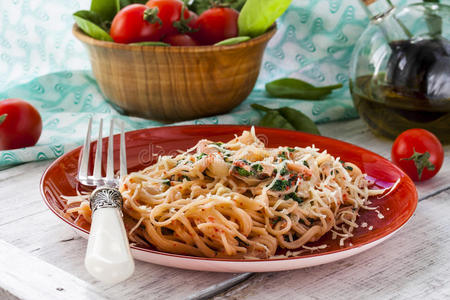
0,0,417,167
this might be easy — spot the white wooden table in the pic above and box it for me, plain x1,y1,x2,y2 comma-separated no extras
1,119,449,300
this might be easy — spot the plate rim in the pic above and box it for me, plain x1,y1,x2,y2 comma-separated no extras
40,124,418,264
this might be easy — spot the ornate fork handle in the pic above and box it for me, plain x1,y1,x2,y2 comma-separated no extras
90,187,123,214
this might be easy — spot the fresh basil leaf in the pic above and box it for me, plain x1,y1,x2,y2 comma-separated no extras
251,104,321,135
73,14,113,41
214,36,251,46
278,107,321,135
120,0,147,8
74,10,104,27
266,78,343,100
259,110,296,131
129,41,171,46
186,0,246,15
238,0,291,37
91,0,120,22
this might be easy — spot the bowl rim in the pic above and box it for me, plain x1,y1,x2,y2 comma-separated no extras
72,24,277,52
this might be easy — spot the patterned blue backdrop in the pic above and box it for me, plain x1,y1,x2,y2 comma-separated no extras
0,0,428,166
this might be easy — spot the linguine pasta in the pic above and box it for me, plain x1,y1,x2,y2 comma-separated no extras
65,128,386,259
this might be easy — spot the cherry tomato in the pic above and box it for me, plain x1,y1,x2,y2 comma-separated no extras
110,4,163,44
0,98,42,150
192,7,239,45
146,0,190,36
163,34,199,46
391,129,444,181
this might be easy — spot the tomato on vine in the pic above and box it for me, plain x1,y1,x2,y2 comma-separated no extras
391,129,444,181
110,4,163,43
146,0,191,36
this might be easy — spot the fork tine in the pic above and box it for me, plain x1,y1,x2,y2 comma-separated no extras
93,118,103,180
106,119,115,182
78,117,92,180
120,121,127,179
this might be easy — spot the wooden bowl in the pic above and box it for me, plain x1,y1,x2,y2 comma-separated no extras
73,25,276,121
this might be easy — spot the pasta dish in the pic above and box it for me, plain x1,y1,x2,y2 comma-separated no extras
65,128,386,259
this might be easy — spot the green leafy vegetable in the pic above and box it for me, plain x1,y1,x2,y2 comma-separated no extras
120,0,147,9
265,78,343,100
185,0,247,14
129,41,171,46
90,0,120,22
259,110,296,131
238,0,292,37
252,104,320,135
73,11,113,41
214,36,251,46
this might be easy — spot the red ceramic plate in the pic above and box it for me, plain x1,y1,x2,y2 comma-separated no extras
40,125,417,272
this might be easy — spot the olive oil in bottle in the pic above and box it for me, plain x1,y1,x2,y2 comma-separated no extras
352,0,450,142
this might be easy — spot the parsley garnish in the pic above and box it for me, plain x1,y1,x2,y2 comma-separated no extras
288,147,295,153
303,161,309,168
236,166,252,177
280,165,289,176
162,179,171,186
251,164,263,173
181,175,191,181
197,153,207,160
284,192,304,204
278,151,288,160
271,179,290,191
345,165,353,171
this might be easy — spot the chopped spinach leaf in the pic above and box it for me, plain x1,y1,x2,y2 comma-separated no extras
303,160,309,168
288,147,295,152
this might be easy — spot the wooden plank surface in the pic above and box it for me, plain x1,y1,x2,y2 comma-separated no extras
0,240,108,300
0,119,448,299
214,189,450,300
0,161,242,300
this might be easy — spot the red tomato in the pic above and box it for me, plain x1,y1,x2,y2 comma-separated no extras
110,4,163,44
192,7,239,45
146,0,190,36
391,129,444,181
0,98,42,150
163,34,198,46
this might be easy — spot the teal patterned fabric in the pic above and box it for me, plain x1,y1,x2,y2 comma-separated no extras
0,0,422,166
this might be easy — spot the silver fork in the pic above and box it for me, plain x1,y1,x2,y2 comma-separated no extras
78,117,135,285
